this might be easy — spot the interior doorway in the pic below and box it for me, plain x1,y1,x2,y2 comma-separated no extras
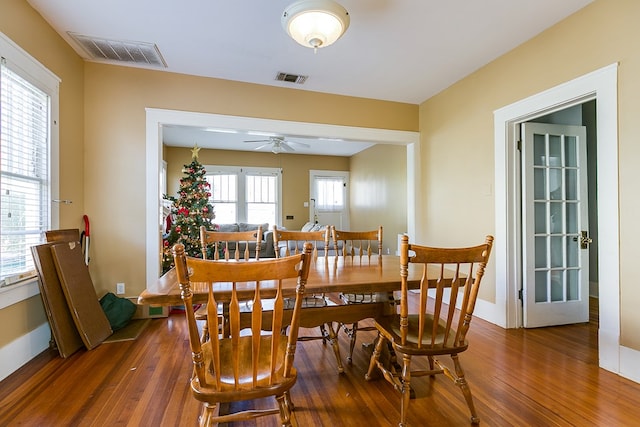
493,63,619,374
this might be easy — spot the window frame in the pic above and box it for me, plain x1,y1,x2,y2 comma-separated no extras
204,165,282,226
0,31,60,309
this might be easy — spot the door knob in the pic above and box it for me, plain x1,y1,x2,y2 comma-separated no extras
572,230,592,249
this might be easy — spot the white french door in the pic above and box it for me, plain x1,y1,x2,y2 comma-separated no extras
521,122,590,327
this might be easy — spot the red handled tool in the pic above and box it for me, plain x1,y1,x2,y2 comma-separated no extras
81,215,90,265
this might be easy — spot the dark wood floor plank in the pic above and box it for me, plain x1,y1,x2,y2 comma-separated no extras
1,298,640,426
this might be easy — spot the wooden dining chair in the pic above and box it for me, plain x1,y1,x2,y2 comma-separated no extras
197,225,263,342
331,225,386,363
365,234,493,426
200,225,262,261
272,225,345,373
172,241,313,427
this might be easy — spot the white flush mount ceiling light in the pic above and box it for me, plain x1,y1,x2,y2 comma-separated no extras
282,0,350,52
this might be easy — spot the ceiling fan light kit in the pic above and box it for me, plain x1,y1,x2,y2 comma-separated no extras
282,0,350,51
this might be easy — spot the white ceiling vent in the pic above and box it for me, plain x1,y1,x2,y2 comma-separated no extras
275,72,308,84
68,32,167,68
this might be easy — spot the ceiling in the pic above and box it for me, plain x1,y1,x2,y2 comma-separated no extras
27,0,593,156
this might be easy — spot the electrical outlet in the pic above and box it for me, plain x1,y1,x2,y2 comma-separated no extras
116,282,125,295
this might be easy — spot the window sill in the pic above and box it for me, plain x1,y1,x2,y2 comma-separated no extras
0,278,40,310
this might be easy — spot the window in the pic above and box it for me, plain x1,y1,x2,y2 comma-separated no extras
205,166,281,226
315,176,345,211
0,32,59,293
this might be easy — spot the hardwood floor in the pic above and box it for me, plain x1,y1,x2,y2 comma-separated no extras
1,298,639,426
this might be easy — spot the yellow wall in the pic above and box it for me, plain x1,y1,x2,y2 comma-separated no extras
0,1,84,347
164,146,350,231
350,144,407,252
418,0,640,348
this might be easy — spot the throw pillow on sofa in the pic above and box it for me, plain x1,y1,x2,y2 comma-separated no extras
238,222,269,235
216,223,239,232
310,223,327,232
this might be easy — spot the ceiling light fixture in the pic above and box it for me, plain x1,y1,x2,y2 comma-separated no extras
282,0,350,52
271,143,284,154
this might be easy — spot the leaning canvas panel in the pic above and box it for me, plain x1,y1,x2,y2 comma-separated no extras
51,241,112,350
31,243,85,358
45,229,80,244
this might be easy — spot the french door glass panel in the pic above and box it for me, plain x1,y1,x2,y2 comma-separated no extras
531,129,582,304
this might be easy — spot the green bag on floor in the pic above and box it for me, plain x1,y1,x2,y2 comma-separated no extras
100,292,136,331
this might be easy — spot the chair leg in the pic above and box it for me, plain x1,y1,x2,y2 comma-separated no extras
451,354,480,425
347,322,358,364
365,334,385,380
276,393,293,427
200,321,209,343
284,390,295,411
428,355,435,376
198,402,218,427
319,324,329,345
326,322,344,373
399,353,412,427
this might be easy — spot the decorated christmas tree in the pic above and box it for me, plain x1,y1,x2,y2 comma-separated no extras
161,145,216,273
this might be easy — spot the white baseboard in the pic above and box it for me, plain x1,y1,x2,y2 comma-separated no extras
473,297,506,327
620,345,640,383
0,322,50,382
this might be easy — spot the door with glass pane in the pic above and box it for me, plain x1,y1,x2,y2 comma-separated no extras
309,170,349,229
521,122,589,327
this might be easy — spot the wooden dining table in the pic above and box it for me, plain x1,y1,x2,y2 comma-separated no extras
138,254,428,328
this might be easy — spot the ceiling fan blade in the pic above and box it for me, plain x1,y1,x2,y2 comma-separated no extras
287,140,310,148
244,139,271,143
281,142,296,152
254,143,272,150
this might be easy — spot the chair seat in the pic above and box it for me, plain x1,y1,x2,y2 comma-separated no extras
374,314,469,355
194,335,297,403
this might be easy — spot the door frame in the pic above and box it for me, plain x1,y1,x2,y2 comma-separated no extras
493,63,619,374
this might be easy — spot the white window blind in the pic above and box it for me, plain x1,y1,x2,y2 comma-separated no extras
0,58,50,285
246,174,277,224
207,172,238,224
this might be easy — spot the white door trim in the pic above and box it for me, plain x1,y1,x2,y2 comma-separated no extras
493,63,620,374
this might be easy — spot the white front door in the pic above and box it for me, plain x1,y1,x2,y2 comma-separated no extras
521,122,590,327
309,170,349,229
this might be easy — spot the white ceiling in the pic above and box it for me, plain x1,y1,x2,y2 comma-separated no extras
27,0,593,156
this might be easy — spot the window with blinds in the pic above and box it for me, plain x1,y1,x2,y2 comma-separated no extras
205,166,280,226
0,56,51,286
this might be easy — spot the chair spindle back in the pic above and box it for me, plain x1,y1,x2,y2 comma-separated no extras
173,241,313,391
200,225,262,261
399,234,493,348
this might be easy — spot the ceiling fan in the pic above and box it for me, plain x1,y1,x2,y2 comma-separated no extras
243,136,310,154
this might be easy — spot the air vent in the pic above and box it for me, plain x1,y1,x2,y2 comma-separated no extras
275,72,308,84
68,32,167,68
